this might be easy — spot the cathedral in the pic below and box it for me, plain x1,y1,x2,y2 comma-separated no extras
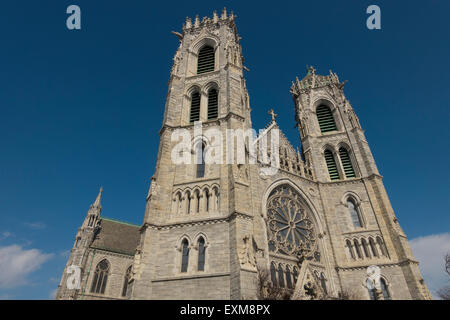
56,9,431,300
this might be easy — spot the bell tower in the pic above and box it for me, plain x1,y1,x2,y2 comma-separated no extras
290,67,431,299
130,9,258,299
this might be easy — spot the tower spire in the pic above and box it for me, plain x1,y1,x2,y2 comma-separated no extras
92,186,103,209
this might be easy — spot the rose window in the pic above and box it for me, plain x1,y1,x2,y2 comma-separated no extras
267,185,317,258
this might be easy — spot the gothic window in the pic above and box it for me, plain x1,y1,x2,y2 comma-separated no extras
316,105,337,133
277,264,285,288
324,150,340,181
90,259,109,294
197,45,215,74
347,199,363,228
346,239,355,260
195,142,205,178
361,238,371,258
186,191,192,214
380,278,391,300
270,263,277,286
293,267,299,285
207,88,218,120
366,278,376,300
189,91,201,123
285,266,293,289
197,237,206,271
376,237,386,256
205,189,209,212
266,184,317,259
339,147,356,178
369,238,378,257
195,190,200,213
353,239,362,259
320,273,327,295
121,266,132,297
181,239,190,272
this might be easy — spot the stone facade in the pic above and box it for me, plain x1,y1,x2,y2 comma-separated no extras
56,9,431,300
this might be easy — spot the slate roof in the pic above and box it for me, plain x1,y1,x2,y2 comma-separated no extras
90,217,140,256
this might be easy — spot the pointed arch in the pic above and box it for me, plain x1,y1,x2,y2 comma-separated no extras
197,236,206,271
197,45,215,74
270,262,277,286
181,238,190,273
339,147,356,178
324,149,340,180
347,198,363,228
90,259,110,294
121,265,132,297
277,264,285,288
207,88,218,120
316,105,337,133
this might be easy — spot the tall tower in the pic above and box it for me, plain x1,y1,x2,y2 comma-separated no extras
56,188,103,299
130,9,257,299
290,67,431,299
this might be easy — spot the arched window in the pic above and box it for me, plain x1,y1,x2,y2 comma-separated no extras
361,238,371,258
195,190,200,213
189,91,201,123
369,238,378,257
347,199,363,228
197,237,206,271
293,267,299,285
277,264,285,288
285,266,293,289
346,239,355,260
181,239,190,272
121,266,132,297
339,147,356,178
207,88,218,120
380,278,391,300
195,142,206,178
353,239,362,259
320,273,328,295
324,150,340,180
366,279,376,300
204,189,210,212
197,45,215,74
376,237,386,256
316,105,337,133
90,259,109,294
186,191,191,214
270,263,277,286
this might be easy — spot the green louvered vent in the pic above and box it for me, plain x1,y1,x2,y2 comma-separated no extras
189,92,201,123
324,150,340,181
339,147,356,178
207,89,218,120
197,46,215,74
316,105,337,133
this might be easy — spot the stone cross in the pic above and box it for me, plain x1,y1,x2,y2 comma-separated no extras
268,109,278,122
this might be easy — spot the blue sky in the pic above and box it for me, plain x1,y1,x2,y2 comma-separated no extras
0,1,449,299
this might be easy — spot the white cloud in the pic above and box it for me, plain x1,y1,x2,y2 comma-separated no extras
0,232,13,240
24,222,46,230
0,245,53,288
410,233,450,299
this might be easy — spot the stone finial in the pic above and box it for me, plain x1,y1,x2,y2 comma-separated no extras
307,65,316,75
194,15,200,27
213,10,218,23
185,17,192,28
222,7,227,20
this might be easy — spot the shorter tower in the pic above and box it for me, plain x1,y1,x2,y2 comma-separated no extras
56,188,103,299
56,188,140,300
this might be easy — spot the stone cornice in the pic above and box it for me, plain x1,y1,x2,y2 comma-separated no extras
142,211,253,231
335,258,419,272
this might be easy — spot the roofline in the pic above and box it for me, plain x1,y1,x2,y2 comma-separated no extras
101,216,141,228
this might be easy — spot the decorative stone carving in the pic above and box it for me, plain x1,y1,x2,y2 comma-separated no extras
238,234,257,270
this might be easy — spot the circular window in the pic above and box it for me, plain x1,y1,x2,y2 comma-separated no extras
267,185,317,258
